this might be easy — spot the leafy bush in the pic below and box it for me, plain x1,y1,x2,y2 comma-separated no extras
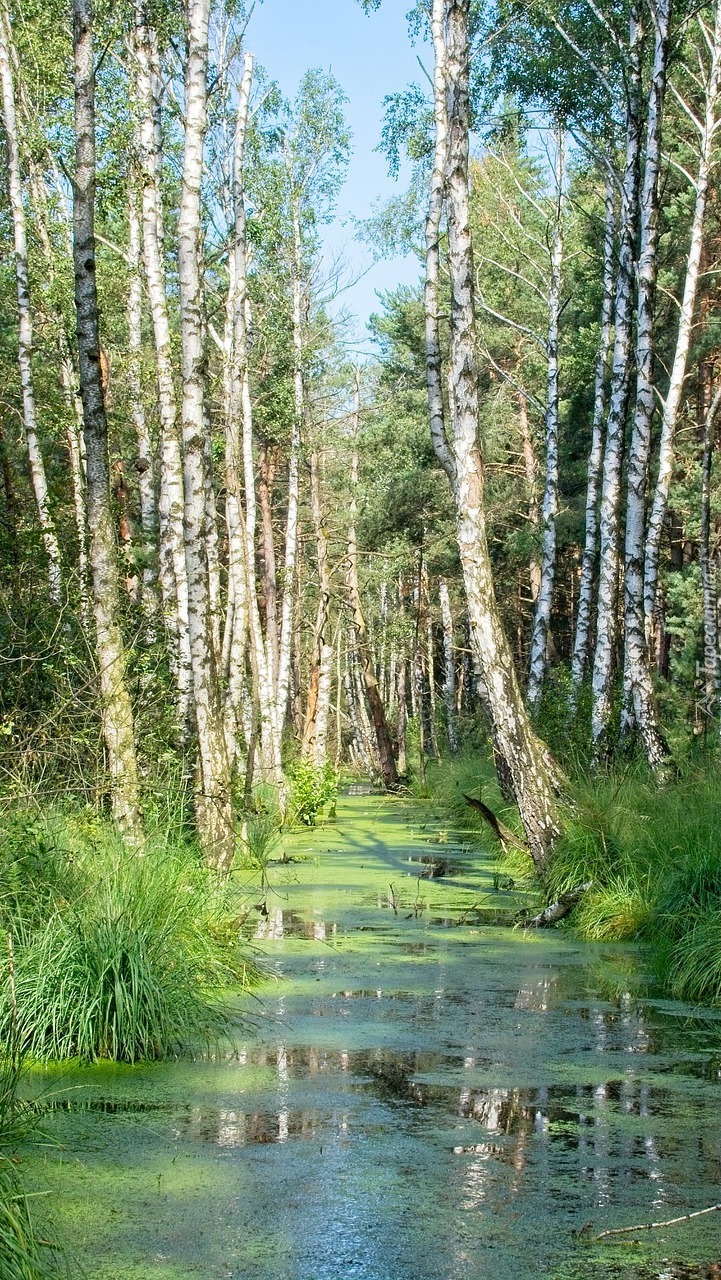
0,815,259,1063
289,760,338,826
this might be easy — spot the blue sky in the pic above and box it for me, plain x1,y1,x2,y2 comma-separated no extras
246,0,427,351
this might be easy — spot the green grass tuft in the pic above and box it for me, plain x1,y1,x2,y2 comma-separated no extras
0,811,260,1064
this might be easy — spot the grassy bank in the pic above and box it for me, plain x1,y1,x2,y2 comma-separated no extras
0,1057,59,1280
0,808,260,1064
416,751,721,1006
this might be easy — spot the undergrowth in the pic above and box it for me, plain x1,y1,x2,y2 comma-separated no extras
0,809,260,1063
418,751,721,1006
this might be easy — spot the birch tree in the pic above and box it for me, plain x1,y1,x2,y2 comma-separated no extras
72,0,141,840
622,0,672,771
643,1,721,633
178,0,233,869
590,3,643,761
0,0,63,606
426,0,564,868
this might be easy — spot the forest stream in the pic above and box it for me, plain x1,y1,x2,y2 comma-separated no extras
21,790,721,1280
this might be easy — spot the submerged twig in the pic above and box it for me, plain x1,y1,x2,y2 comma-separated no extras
595,1203,721,1240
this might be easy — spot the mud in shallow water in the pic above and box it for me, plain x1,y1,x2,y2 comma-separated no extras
21,792,721,1280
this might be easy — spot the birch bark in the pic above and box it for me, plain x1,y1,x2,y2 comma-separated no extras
527,129,565,710
568,173,615,714
302,446,333,764
431,0,563,868
701,386,721,726
274,204,304,743
72,0,141,840
133,2,193,734
0,2,63,605
591,4,643,761
644,3,721,630
127,180,159,629
229,54,281,783
178,0,233,870
622,0,672,770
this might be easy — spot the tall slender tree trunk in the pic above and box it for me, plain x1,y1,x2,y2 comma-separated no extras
527,128,565,710
229,55,281,785
622,0,672,771
591,4,643,762
568,172,615,716
72,0,141,840
519,392,541,607
302,446,332,763
0,2,62,605
134,1,193,734
258,441,280,688
178,0,233,870
644,2,721,630
428,0,563,868
701,385,721,726
274,203,304,743
221,54,253,768
127,179,159,630
347,379,397,788
439,578,459,752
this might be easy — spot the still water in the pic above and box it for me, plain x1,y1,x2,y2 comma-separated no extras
24,791,721,1279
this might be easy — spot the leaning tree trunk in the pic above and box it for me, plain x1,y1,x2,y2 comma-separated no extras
622,0,672,772
347,380,397,788
178,0,233,870
527,128,565,711
643,0,721,632
428,0,563,869
567,172,615,717
591,2,643,763
72,0,141,840
0,2,63,605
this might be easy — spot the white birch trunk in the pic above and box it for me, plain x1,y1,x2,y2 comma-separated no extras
178,0,233,870
622,0,672,770
568,173,615,714
229,54,281,784
434,0,563,868
643,2,721,630
274,204,304,743
59,354,91,627
519,392,541,605
439,578,459,752
72,0,141,841
701,386,721,724
0,3,63,605
591,4,643,760
133,2,193,734
527,130,565,710
127,181,159,631
302,446,332,764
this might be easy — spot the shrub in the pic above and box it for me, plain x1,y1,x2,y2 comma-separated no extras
289,760,338,827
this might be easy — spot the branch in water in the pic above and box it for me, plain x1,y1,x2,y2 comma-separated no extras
596,1203,721,1240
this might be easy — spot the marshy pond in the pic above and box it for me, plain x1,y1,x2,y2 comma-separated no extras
23,790,721,1279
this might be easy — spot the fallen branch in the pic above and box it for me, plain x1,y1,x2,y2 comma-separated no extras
463,795,528,853
524,882,593,928
595,1203,721,1240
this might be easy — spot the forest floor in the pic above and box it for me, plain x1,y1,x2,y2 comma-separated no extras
18,787,721,1280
